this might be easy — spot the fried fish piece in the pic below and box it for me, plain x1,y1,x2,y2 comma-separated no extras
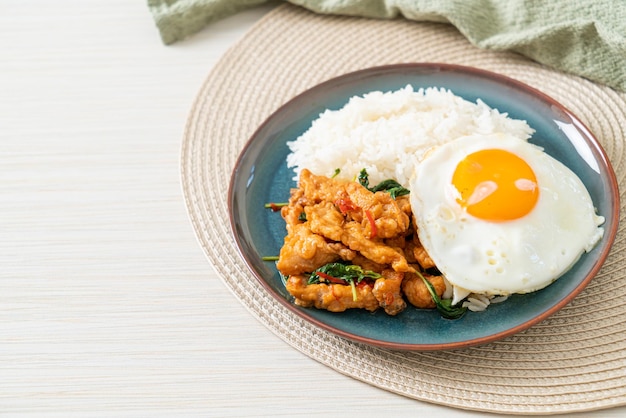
305,201,344,242
298,169,346,204
409,215,436,270
285,275,379,313
410,238,436,270
401,271,446,309
340,221,410,273
276,223,341,276
372,269,406,316
344,182,410,239
278,169,412,276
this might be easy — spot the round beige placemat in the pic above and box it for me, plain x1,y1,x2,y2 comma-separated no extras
181,4,626,415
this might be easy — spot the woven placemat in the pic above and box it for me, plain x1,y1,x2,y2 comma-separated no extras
181,4,626,415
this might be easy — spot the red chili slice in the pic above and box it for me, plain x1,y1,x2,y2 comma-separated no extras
365,209,377,239
335,197,357,214
357,280,374,289
316,271,347,285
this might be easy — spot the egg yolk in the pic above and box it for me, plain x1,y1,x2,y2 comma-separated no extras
452,148,539,221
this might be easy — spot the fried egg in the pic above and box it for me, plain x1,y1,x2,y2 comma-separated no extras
410,133,605,297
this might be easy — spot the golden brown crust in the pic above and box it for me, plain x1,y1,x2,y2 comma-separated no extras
277,169,445,315
286,275,379,313
372,269,406,315
402,272,446,309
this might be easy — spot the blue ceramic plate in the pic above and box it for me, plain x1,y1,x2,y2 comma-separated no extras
228,64,619,350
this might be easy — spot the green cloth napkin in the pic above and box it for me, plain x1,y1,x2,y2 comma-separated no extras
148,0,626,92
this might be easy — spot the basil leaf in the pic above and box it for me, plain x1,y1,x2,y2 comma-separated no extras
357,168,370,189
416,270,467,320
308,262,382,285
358,169,410,199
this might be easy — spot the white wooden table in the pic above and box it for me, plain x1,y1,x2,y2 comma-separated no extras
2,2,623,416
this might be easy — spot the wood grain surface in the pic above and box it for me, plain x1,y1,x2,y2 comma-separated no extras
1,1,623,416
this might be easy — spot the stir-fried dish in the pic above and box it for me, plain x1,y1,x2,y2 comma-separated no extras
272,169,465,318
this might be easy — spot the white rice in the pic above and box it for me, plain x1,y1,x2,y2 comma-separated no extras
286,85,534,186
443,277,509,312
286,85,535,312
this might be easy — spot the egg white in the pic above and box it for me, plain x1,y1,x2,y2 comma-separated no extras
410,133,605,296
